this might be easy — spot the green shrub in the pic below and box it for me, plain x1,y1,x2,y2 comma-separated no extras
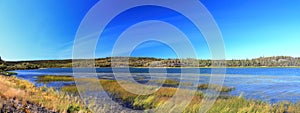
67,104,80,113
197,83,235,92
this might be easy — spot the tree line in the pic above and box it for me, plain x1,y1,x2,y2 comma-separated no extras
1,56,300,71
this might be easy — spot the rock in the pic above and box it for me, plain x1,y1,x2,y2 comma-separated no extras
0,96,56,113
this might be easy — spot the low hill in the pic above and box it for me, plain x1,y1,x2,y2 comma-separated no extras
1,56,300,71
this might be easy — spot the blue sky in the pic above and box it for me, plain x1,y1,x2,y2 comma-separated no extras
0,0,300,61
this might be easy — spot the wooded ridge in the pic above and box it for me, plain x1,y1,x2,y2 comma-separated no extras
1,56,300,71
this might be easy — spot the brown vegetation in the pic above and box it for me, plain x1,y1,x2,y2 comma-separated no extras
0,75,89,113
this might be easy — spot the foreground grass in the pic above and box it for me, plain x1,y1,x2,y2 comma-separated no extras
0,75,89,113
60,78,300,112
6,75,300,112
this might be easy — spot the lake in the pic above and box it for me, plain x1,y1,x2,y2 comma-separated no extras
13,68,300,104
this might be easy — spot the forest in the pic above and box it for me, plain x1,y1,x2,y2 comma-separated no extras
0,56,300,72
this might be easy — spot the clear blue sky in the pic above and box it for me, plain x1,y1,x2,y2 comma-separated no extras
0,0,300,61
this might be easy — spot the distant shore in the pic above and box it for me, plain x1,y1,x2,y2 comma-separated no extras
132,66,300,68
2,56,300,70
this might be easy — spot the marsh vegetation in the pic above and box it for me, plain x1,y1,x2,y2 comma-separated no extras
36,75,74,83
0,75,90,112
197,83,235,92
30,75,300,112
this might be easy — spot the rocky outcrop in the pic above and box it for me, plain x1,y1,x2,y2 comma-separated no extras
0,97,56,113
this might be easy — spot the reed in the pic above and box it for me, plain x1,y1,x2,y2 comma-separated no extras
36,75,74,83
4,75,300,113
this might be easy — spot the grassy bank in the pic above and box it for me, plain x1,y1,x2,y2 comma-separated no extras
4,74,300,112
0,75,90,113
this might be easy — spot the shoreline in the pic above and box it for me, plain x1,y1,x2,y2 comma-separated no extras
0,74,56,112
45,66,300,69
2,73,300,112
0,74,90,113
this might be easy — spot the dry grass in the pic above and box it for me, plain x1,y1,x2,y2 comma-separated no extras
98,79,300,112
0,75,89,113
59,78,300,112
3,75,300,113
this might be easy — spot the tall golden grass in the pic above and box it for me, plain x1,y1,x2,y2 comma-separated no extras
0,75,89,113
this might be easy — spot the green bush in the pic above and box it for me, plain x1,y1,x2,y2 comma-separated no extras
197,83,235,92
67,104,80,113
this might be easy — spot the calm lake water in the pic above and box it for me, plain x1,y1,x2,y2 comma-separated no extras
13,68,300,104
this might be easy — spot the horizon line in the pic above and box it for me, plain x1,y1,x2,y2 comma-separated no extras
1,55,299,62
